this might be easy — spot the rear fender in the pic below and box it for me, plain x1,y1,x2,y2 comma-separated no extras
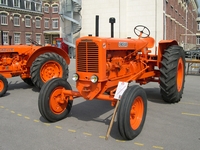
157,40,178,67
26,46,70,67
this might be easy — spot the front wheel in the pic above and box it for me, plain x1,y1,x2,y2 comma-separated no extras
0,74,8,97
117,85,147,140
38,78,73,122
160,45,185,103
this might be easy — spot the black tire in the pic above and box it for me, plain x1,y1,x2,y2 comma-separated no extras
38,78,73,122
21,78,34,86
160,45,185,103
30,52,69,89
0,74,8,97
117,85,147,140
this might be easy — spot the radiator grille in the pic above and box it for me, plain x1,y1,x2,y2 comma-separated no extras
77,41,99,73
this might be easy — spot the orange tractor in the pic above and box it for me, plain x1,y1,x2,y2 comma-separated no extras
38,16,185,140
0,38,70,97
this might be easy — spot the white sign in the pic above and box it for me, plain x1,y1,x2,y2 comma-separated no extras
114,81,128,100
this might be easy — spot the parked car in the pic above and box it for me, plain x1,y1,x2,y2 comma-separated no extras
185,47,200,59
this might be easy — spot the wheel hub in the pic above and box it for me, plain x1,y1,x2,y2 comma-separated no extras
41,61,63,82
130,96,144,130
49,87,68,114
0,80,4,91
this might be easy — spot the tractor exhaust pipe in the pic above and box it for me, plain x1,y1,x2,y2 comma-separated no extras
95,15,99,37
109,17,116,38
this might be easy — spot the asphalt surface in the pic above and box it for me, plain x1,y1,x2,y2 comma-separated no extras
0,59,200,150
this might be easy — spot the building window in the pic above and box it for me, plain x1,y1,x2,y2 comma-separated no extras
44,19,49,28
52,19,58,29
0,13,8,25
0,0,7,5
44,5,49,13
3,32,8,45
35,18,41,28
13,0,20,7
36,3,41,11
25,0,31,10
36,34,41,44
14,33,20,44
14,15,20,26
197,22,200,31
52,5,58,13
25,34,31,44
25,16,31,27
197,36,200,45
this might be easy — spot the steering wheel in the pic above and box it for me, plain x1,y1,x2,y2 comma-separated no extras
134,25,150,38
28,38,40,46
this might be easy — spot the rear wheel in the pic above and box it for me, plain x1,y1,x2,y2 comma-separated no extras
160,45,185,103
0,74,8,97
30,52,69,89
117,85,147,140
38,78,73,122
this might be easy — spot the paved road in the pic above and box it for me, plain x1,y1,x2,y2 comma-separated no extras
0,59,200,150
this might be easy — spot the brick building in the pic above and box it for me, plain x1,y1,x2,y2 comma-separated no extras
0,0,60,46
164,0,199,49
42,0,60,45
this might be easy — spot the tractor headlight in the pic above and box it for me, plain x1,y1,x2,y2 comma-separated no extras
90,75,98,83
72,73,79,81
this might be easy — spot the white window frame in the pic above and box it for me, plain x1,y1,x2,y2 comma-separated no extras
36,34,41,45
35,3,41,11
44,19,49,28
197,36,200,45
197,22,200,31
25,16,31,27
3,32,8,45
14,33,20,44
13,0,20,7
24,0,31,10
44,5,49,13
52,19,58,29
25,34,31,44
35,18,41,28
1,13,8,25
0,0,7,5
52,5,59,13
14,15,20,26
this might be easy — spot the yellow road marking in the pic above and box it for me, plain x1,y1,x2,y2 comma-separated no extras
0,106,4,108
134,142,144,146
153,146,164,149
17,114,22,116
55,126,62,129
11,111,15,113
34,120,40,123
116,140,126,142
83,132,92,136
182,113,200,117
24,116,30,119
68,129,76,132
180,102,200,106
43,123,51,126
99,136,105,139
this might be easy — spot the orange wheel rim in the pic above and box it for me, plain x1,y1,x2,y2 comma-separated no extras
130,96,144,130
177,58,184,92
0,80,4,92
49,87,68,114
40,61,63,82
